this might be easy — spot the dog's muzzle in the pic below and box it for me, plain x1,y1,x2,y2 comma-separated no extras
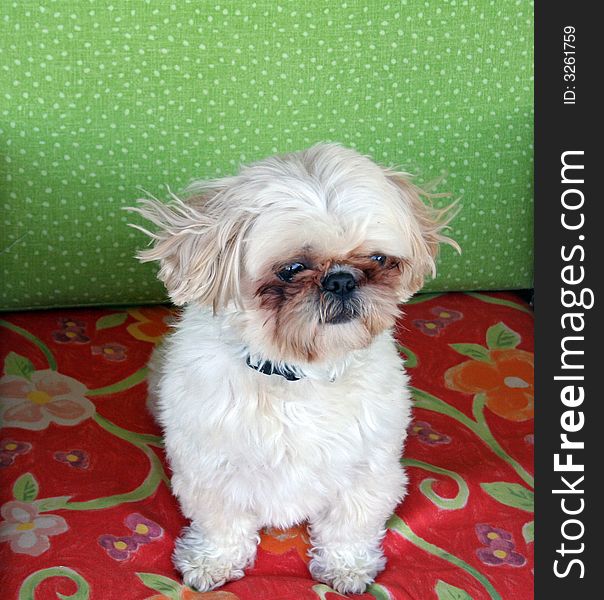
320,271,360,324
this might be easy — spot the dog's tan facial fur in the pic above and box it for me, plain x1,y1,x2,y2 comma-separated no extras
252,249,404,362
129,143,458,364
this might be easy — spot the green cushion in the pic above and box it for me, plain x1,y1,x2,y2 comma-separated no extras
0,1,533,310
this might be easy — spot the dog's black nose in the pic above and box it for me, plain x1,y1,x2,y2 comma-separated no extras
322,271,357,296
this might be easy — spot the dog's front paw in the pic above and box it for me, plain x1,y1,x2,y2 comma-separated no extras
309,546,387,594
177,555,244,592
173,527,254,592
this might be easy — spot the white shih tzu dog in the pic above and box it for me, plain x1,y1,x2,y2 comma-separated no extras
129,143,457,594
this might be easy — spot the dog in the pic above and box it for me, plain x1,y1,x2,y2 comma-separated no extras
128,143,458,594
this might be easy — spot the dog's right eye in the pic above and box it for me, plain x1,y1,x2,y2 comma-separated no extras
277,262,306,282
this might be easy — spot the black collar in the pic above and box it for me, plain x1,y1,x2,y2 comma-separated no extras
246,356,302,381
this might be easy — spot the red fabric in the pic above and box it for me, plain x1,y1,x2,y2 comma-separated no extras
0,292,534,600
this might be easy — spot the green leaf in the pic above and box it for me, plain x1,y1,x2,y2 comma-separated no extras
136,573,181,599
13,473,39,502
397,344,418,368
522,520,534,544
481,482,534,512
486,322,521,350
95,312,128,330
435,580,474,600
367,583,393,600
449,343,491,362
35,496,72,512
4,352,35,380
406,292,444,305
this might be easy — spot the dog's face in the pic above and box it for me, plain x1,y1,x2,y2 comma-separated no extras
131,144,457,363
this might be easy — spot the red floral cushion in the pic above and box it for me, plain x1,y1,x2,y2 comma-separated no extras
0,292,534,600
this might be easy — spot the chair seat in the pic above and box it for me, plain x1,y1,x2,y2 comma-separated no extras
0,291,534,600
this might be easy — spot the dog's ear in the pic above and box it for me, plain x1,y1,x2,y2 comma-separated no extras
127,183,254,309
384,171,460,298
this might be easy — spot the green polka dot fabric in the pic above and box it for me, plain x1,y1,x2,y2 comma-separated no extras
0,0,533,311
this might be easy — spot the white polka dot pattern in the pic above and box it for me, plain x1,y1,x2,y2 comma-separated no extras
0,1,533,310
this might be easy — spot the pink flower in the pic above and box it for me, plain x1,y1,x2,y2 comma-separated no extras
91,343,127,362
54,449,89,469
51,318,90,344
410,420,452,445
0,370,95,431
430,306,463,323
412,307,463,337
98,534,139,561
98,513,164,561
0,439,32,468
475,524,527,568
475,524,514,546
58,318,87,330
125,513,163,544
52,329,90,344
0,500,68,556
413,319,446,337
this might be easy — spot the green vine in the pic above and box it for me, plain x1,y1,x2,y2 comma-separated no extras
387,515,501,600
93,413,163,447
86,366,149,397
57,413,168,510
62,444,168,511
465,292,533,316
19,567,90,600
1,316,168,511
412,387,533,489
0,319,57,371
406,292,445,305
402,458,469,510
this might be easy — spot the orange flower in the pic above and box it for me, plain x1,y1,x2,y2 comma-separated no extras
127,307,175,344
445,349,534,421
259,524,311,563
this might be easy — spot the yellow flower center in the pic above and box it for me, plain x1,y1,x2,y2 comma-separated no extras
425,322,437,329
486,532,499,540
439,311,451,318
135,524,149,535
113,541,128,550
493,549,508,559
16,522,35,531
104,348,115,355
66,454,79,462
65,331,77,338
27,390,52,405
5,443,18,451
412,426,422,433
428,433,440,440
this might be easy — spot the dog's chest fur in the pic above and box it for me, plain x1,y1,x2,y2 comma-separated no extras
150,305,411,528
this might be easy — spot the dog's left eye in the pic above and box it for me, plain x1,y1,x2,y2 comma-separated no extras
370,255,387,266
277,262,306,282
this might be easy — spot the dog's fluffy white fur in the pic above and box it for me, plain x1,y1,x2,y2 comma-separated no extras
129,143,457,594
